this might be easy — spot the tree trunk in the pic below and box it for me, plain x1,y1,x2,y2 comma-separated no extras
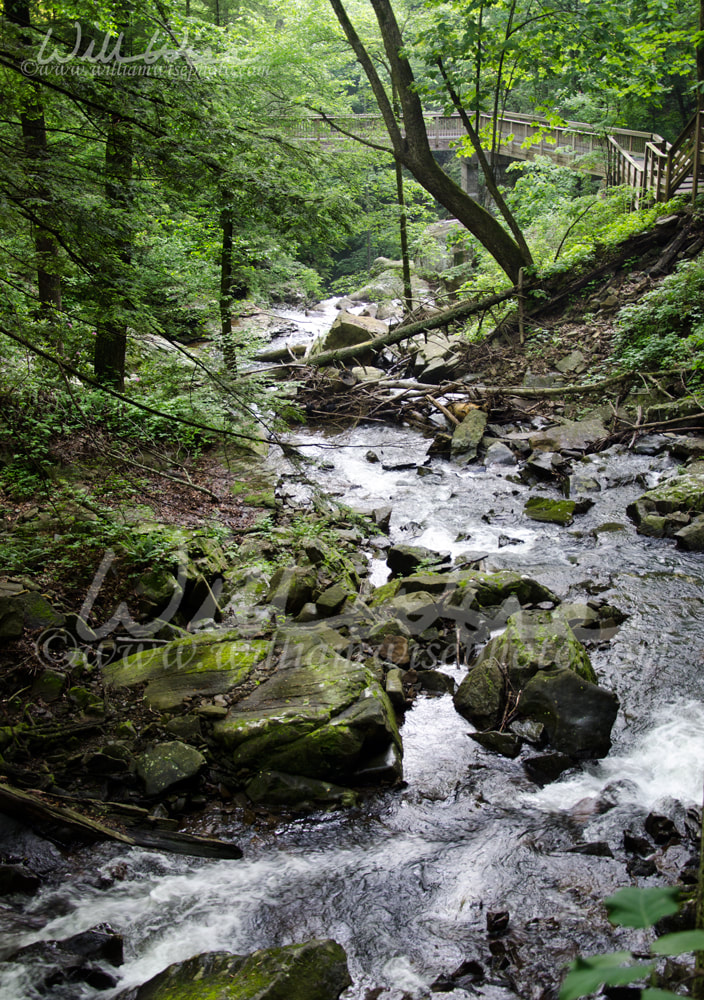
400,148,529,281
94,111,133,390
329,0,531,283
6,0,62,319
395,162,413,315
219,198,237,374
437,58,532,262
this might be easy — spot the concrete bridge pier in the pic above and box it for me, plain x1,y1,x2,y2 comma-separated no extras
459,153,519,206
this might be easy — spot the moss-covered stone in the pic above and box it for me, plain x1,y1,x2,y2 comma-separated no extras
18,592,65,630
245,771,358,809
0,582,51,638
102,631,269,711
448,571,558,609
31,669,66,703
136,740,206,796
451,409,488,464
524,496,576,526
675,513,704,550
367,579,402,607
454,659,505,730
128,939,351,1000
627,472,704,524
266,565,317,616
454,610,597,733
213,648,402,783
315,583,350,617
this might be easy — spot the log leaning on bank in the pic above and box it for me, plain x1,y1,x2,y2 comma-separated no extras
0,782,243,859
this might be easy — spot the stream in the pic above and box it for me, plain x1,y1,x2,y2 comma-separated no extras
3,304,704,1000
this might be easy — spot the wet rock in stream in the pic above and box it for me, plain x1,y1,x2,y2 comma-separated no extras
114,939,351,1000
454,609,618,758
4,924,124,995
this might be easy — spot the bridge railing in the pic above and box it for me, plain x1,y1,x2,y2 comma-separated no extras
283,111,692,198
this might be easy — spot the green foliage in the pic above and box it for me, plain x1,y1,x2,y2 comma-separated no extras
561,952,655,1000
614,257,704,371
560,886,704,1000
0,483,193,586
605,887,682,928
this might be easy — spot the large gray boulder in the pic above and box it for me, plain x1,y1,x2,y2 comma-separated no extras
309,312,387,356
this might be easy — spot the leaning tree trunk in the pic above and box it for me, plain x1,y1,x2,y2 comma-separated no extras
329,0,531,283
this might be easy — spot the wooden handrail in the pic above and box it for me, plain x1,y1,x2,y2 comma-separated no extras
284,108,699,203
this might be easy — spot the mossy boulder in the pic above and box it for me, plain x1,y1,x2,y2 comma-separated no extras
627,472,704,534
453,610,616,757
524,496,576,526
448,571,559,609
451,409,488,464
675,514,704,551
212,642,402,784
103,630,270,711
387,544,445,577
123,939,351,1000
266,565,318,616
370,570,557,615
0,582,65,638
136,741,206,796
315,582,351,617
245,771,358,809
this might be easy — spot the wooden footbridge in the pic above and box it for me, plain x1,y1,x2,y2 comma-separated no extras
290,108,704,202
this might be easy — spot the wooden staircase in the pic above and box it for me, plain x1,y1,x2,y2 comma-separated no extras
606,109,704,203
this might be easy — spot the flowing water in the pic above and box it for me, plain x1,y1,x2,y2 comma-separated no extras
3,309,704,1000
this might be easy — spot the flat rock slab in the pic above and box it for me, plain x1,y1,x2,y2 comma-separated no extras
526,417,607,453
103,631,270,711
524,496,576,526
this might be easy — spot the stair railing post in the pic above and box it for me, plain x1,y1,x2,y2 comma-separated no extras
693,110,702,203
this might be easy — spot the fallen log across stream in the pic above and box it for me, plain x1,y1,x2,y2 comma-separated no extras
258,287,518,367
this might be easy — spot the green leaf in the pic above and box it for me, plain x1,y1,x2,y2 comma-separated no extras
651,930,704,956
559,952,654,1000
605,887,681,928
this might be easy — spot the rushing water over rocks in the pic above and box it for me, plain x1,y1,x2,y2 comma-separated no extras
3,318,704,999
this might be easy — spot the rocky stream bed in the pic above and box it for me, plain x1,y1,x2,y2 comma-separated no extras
3,291,704,1000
